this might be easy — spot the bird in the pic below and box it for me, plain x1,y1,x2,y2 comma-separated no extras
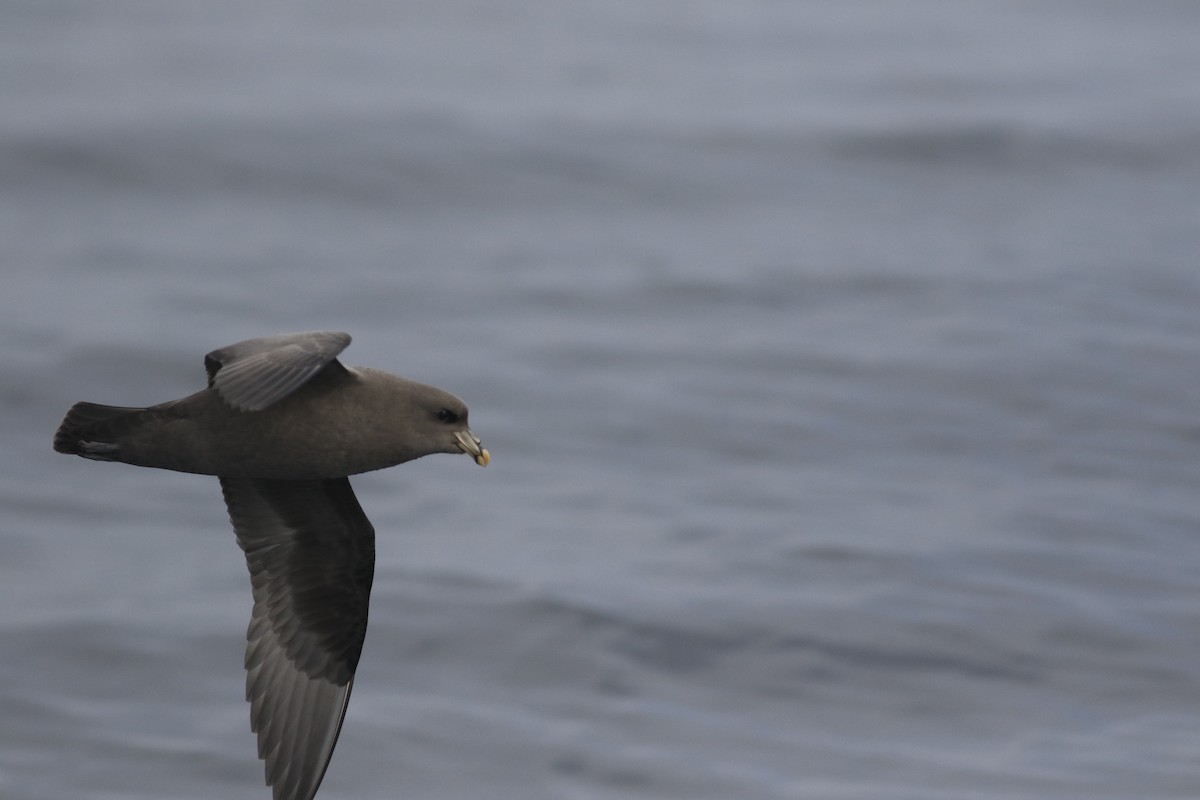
52,330,489,800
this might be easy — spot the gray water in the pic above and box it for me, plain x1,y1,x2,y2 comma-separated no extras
3,2,1200,798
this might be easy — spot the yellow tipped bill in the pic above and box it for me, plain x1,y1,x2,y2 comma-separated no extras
454,429,490,467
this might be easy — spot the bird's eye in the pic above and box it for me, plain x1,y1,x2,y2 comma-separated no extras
437,408,458,423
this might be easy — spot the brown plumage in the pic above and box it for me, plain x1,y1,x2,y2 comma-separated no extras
53,330,489,800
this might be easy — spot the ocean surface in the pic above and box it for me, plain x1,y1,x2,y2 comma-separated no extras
3,2,1200,798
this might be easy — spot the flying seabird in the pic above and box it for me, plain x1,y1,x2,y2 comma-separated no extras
53,330,489,800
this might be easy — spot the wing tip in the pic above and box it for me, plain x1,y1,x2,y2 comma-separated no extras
205,330,353,410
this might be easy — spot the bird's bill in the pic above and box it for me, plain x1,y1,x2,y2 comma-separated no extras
454,429,490,467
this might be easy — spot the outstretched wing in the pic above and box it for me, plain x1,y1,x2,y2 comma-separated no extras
219,476,375,800
205,331,352,411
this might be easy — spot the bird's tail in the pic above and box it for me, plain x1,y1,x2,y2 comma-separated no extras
53,402,148,460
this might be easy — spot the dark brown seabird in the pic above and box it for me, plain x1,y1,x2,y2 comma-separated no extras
52,330,489,800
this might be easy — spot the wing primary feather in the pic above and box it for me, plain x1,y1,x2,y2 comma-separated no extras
205,331,351,411
219,476,374,800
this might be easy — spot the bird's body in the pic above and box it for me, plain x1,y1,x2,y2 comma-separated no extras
52,331,488,800
64,365,469,479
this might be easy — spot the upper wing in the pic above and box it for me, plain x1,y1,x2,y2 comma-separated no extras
204,331,352,411
219,476,375,800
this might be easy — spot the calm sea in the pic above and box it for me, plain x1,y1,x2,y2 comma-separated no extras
3,2,1200,798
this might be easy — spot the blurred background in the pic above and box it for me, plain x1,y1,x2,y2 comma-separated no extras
3,2,1200,798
